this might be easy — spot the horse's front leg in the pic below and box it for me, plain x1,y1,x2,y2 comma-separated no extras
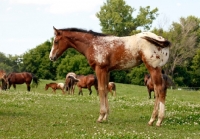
148,90,151,99
27,84,31,91
79,87,83,95
96,67,109,122
13,84,16,90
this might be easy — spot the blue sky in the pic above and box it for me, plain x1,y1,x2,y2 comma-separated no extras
1,0,200,55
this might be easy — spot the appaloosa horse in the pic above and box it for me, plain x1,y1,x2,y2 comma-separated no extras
45,82,65,94
6,72,39,91
49,27,170,126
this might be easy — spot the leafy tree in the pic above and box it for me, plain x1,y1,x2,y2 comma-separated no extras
190,49,200,87
164,16,200,77
56,55,93,79
22,40,57,79
127,64,148,85
96,0,158,36
110,70,130,83
0,52,21,73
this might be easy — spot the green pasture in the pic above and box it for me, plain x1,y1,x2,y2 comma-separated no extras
0,80,200,139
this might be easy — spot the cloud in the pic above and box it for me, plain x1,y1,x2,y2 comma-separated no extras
10,0,103,14
6,7,12,11
176,2,181,7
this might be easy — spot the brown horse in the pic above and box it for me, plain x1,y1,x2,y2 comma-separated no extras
74,74,98,95
0,70,7,90
45,82,65,94
108,82,116,96
144,73,174,99
65,72,79,95
6,72,39,91
49,27,170,126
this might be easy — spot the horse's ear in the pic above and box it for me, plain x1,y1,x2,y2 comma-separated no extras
53,26,59,35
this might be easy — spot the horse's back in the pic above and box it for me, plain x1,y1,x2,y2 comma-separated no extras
77,74,96,87
57,83,65,89
7,72,31,84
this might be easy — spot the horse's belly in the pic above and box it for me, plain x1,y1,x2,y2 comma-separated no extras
118,59,141,69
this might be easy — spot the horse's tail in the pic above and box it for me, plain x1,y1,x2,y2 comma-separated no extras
31,73,39,87
142,36,171,48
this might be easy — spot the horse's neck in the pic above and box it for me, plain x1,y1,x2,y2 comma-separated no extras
66,32,93,55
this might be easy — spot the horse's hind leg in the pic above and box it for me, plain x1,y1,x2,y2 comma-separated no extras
88,87,92,95
147,67,166,126
25,82,31,91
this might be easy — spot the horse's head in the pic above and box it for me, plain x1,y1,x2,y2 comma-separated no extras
49,27,68,61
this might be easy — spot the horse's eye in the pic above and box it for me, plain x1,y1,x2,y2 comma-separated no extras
54,40,58,44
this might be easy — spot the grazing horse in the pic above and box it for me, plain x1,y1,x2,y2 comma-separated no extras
108,82,116,96
65,72,79,95
144,73,174,99
75,74,98,95
0,70,7,90
49,27,170,126
45,82,65,94
6,72,39,91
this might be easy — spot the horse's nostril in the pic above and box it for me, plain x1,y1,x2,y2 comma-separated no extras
49,57,55,61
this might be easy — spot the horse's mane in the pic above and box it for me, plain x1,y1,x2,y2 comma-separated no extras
60,28,108,37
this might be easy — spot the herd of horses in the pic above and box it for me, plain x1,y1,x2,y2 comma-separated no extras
0,26,174,127
0,70,117,96
45,73,116,96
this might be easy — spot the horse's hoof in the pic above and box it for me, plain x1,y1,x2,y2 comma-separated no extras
156,122,161,127
97,119,103,123
148,121,153,126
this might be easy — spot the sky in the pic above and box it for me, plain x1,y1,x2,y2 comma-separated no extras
1,0,200,56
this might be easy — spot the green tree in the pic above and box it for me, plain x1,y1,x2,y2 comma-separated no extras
164,16,200,77
127,64,148,85
191,49,200,87
22,40,57,79
96,0,158,36
0,52,21,73
56,55,93,79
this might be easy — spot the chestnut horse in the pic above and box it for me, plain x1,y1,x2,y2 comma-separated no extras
49,27,170,126
65,72,79,95
144,73,174,99
108,82,116,96
75,74,98,95
6,72,39,91
45,82,65,94
0,70,7,90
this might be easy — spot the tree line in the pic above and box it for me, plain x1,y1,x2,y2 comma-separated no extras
1,0,200,87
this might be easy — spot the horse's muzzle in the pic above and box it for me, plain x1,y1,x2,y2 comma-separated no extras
49,56,57,61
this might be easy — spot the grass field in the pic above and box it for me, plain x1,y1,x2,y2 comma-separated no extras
0,79,200,139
